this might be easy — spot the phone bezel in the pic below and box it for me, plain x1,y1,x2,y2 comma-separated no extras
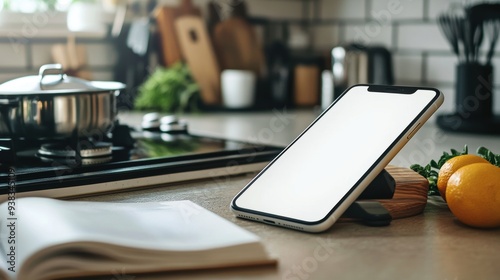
231,84,443,231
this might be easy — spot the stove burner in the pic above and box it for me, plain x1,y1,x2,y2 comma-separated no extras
39,155,113,166
38,142,113,158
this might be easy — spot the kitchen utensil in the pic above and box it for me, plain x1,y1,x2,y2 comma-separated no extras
175,16,221,105
438,15,460,58
437,3,500,135
438,3,500,64
155,0,201,66
472,20,483,62
439,4,476,63
467,3,500,64
484,20,500,65
213,0,266,76
0,64,125,139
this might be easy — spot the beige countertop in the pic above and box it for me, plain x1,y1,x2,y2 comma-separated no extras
81,109,500,280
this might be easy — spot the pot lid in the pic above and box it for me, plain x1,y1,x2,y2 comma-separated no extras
0,64,126,95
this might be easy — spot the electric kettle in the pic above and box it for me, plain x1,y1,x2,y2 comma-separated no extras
331,44,394,99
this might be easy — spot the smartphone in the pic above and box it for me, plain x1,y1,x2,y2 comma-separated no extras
231,85,443,232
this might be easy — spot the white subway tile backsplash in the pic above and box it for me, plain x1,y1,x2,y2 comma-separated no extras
427,0,460,20
312,25,340,50
393,53,422,83
91,70,115,81
426,55,458,84
31,44,53,68
370,0,424,20
0,43,27,67
397,23,450,50
86,43,117,67
343,23,392,47
428,0,485,19
1,0,498,111
246,0,304,20
156,0,179,5
435,85,455,114
157,0,305,20
320,0,366,20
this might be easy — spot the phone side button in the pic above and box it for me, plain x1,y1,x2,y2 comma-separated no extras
407,123,421,139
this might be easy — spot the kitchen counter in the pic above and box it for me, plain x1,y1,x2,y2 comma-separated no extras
83,109,500,280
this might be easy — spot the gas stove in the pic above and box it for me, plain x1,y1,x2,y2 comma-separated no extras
0,121,282,201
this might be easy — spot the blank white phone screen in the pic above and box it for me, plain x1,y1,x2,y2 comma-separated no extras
234,86,438,223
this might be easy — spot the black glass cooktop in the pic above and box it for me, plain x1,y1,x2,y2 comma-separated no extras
0,128,282,199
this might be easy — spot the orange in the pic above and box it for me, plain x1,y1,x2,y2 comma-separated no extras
437,154,489,201
446,163,500,228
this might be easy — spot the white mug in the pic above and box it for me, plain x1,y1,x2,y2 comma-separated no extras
221,70,256,109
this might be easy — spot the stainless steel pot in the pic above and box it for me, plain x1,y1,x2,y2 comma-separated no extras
0,64,126,139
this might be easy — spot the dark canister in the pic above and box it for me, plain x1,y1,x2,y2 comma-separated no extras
455,62,493,119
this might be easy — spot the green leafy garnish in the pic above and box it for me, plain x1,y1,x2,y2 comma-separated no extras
410,145,468,195
410,145,500,195
477,147,500,166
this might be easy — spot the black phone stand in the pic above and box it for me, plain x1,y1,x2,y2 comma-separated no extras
342,201,392,226
340,169,395,226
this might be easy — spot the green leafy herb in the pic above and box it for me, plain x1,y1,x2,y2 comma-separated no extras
134,63,199,113
477,146,500,166
410,145,500,195
410,145,468,195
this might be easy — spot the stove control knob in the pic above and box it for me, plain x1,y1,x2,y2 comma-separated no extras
160,116,188,133
141,112,161,131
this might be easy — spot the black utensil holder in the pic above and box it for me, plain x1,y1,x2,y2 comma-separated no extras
437,62,500,134
455,62,493,119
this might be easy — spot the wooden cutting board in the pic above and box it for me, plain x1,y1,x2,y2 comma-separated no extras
357,165,429,220
212,1,266,76
175,16,221,105
155,0,201,66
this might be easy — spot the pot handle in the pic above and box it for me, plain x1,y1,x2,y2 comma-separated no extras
39,64,64,88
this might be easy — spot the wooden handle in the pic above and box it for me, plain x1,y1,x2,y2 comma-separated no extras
175,16,221,105
179,0,197,14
